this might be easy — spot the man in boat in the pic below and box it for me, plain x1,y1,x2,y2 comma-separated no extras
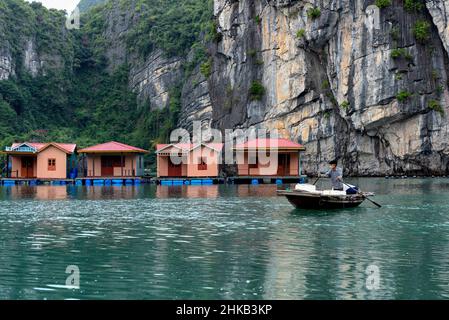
321,159,344,191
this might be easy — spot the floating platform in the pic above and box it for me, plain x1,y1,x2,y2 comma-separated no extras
157,178,224,186
154,176,307,185
0,177,145,186
2,176,307,186
0,178,75,186
76,177,143,186
225,176,308,185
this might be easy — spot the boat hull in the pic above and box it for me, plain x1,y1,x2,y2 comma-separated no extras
278,190,365,210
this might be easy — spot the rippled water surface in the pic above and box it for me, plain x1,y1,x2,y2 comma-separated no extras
1,178,449,299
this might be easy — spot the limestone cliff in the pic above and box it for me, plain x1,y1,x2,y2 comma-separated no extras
199,0,449,176
3,0,449,175
0,45,14,80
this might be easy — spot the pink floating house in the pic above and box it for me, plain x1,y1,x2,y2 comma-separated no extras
156,143,223,178
234,138,306,177
2,142,77,179
78,141,148,177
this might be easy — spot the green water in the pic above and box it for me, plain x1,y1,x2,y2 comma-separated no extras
1,178,449,300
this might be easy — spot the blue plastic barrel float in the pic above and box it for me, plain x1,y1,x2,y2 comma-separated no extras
75,180,83,186
202,179,213,185
3,180,15,186
125,179,133,185
29,180,38,186
105,179,112,186
184,180,190,185
134,179,141,185
275,179,283,185
190,179,202,185
161,180,172,186
112,179,123,185
85,179,92,186
172,180,184,186
93,179,104,185
251,179,259,185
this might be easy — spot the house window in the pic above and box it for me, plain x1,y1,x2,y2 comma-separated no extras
198,157,208,171
48,158,56,171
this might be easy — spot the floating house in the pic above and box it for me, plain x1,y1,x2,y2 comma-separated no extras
2,142,77,179
78,141,148,178
156,143,223,178
234,138,306,177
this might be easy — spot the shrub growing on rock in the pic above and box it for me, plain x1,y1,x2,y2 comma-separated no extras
249,81,266,101
396,90,412,102
413,20,431,42
375,0,391,9
307,7,321,19
296,29,306,39
404,0,424,12
428,100,444,115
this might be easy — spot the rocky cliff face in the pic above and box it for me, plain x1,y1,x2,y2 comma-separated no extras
0,36,59,79
87,0,180,109
4,0,449,175
198,0,449,176
0,2,73,79
179,64,213,132
0,45,14,80
130,50,183,108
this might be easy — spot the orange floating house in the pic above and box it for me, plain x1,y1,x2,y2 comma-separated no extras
2,142,77,179
234,138,306,177
155,143,223,178
78,141,148,178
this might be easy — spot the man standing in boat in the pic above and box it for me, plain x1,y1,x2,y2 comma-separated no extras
321,159,344,191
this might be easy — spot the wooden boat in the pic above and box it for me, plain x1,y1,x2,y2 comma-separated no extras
277,184,375,209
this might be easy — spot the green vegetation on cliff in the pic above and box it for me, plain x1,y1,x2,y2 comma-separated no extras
126,0,213,58
0,0,213,152
77,0,106,13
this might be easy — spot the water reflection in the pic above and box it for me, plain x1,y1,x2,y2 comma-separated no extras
73,186,144,200
156,185,219,199
0,184,283,201
1,179,449,299
0,185,148,201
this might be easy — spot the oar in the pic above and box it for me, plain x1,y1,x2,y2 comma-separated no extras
313,175,321,185
342,181,382,208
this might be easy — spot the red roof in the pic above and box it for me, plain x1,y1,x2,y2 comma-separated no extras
234,138,305,150
156,143,224,153
11,142,76,154
78,141,148,153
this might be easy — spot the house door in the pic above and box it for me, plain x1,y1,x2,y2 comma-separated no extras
168,160,183,177
277,154,290,176
101,156,121,176
21,157,34,178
